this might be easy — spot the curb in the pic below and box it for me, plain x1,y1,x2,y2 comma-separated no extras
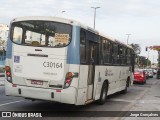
112,84,152,120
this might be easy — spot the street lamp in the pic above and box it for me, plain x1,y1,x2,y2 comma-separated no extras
126,34,131,45
54,11,66,17
91,7,100,29
147,50,150,68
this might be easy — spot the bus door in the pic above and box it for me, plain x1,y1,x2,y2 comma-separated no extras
87,41,98,100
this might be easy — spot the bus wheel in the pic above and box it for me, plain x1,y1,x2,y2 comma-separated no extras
97,82,108,105
121,79,129,94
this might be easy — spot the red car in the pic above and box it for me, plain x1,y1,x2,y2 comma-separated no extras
134,69,146,84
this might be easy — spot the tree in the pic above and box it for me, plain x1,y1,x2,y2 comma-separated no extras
138,56,151,68
130,43,141,54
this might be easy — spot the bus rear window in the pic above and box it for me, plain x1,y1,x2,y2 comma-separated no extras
11,21,72,47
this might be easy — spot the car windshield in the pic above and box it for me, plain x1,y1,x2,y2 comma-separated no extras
11,21,72,47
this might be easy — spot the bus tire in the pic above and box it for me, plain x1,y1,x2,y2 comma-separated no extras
97,82,108,105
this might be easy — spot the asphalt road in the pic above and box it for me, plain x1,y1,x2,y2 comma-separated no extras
0,76,159,120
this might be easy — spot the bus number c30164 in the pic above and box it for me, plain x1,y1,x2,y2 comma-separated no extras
43,62,63,68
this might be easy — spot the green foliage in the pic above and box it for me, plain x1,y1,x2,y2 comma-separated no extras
138,55,151,68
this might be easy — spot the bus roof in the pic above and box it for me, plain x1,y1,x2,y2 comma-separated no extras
11,16,80,26
11,16,133,49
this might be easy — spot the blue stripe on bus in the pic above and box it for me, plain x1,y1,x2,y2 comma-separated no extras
6,38,12,59
67,26,80,64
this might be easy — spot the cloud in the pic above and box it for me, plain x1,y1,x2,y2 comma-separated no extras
0,0,160,63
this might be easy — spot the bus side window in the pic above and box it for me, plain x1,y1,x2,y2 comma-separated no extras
131,50,135,72
113,43,118,65
126,48,131,65
80,30,86,64
103,39,112,64
118,45,122,65
99,37,103,64
122,47,127,65
109,42,113,64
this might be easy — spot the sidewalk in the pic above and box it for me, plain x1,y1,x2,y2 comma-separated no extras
121,79,160,120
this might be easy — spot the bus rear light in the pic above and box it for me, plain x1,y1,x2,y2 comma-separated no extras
64,72,78,89
6,72,11,76
5,66,12,83
66,78,72,83
5,66,10,71
64,72,74,89
67,72,73,78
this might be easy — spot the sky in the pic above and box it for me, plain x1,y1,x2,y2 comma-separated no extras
0,0,159,63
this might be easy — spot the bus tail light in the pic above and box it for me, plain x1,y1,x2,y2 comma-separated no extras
64,72,73,89
5,66,12,83
67,72,73,78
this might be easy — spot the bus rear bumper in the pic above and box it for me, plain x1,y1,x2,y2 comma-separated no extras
5,80,77,105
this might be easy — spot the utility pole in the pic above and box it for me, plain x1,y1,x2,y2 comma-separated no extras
91,7,100,29
126,34,131,45
147,50,150,68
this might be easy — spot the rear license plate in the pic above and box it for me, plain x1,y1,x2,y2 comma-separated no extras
31,80,43,85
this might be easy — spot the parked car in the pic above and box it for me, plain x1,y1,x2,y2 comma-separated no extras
134,69,146,84
153,69,157,75
146,69,154,78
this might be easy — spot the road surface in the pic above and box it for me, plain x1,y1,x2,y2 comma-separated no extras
0,77,160,120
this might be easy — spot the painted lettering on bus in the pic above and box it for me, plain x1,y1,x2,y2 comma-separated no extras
43,62,63,68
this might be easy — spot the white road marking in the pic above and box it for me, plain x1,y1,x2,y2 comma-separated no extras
0,100,24,107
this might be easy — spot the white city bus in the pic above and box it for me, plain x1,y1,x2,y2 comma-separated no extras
5,17,135,105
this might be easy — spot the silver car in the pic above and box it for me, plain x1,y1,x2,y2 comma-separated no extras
146,69,154,78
